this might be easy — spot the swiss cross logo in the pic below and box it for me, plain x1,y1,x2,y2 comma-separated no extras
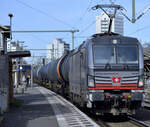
112,77,121,83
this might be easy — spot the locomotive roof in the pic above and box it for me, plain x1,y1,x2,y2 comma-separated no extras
71,32,140,54
90,32,139,45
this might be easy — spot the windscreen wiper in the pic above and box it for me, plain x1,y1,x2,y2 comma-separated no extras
105,62,111,70
123,63,129,70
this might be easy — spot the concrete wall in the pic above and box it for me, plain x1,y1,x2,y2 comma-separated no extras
0,55,9,114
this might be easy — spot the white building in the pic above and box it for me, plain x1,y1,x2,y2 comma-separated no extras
46,38,70,61
96,12,124,35
7,41,23,52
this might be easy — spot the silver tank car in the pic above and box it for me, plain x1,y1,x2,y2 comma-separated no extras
45,52,70,84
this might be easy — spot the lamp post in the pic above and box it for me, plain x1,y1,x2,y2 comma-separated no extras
8,13,13,40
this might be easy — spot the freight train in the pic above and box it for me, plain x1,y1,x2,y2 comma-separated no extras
33,33,144,115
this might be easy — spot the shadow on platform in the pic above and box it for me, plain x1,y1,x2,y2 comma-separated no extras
0,86,72,127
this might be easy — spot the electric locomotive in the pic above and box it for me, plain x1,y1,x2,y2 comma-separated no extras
69,33,144,115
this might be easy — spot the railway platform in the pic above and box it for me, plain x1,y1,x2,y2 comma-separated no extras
1,84,99,127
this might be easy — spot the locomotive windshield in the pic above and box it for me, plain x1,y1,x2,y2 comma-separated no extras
117,45,138,64
94,45,115,64
93,45,138,64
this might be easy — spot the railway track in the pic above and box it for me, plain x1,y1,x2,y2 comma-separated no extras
128,116,150,127
93,116,150,127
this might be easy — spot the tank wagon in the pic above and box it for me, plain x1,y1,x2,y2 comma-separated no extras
34,33,144,115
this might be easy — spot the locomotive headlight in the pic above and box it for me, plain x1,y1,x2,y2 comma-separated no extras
139,80,143,87
138,77,144,87
88,76,95,87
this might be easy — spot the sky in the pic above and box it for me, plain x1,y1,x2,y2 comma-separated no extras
1,0,150,62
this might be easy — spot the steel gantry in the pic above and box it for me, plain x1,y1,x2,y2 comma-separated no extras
1,30,79,50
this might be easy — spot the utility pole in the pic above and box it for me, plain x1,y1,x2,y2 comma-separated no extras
131,0,150,23
132,0,136,23
72,31,75,50
122,0,150,23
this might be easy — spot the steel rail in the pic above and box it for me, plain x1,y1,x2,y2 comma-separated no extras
96,119,110,127
128,116,150,127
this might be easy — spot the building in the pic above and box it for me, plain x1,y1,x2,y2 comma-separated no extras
46,38,70,61
0,25,10,53
96,12,124,35
7,41,23,52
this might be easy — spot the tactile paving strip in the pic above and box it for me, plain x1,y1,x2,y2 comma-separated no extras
38,87,99,127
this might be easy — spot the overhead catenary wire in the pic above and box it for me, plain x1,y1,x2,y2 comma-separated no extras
15,0,74,29
78,12,103,36
64,0,93,41
109,0,117,4
78,19,96,35
75,36,90,38
129,25,150,35
73,19,95,47
29,34,49,44
77,0,93,23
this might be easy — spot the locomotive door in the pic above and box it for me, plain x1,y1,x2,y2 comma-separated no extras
80,49,86,96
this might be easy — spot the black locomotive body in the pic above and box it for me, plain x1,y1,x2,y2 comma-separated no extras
33,33,144,115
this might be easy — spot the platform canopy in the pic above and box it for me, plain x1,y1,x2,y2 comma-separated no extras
8,51,31,58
